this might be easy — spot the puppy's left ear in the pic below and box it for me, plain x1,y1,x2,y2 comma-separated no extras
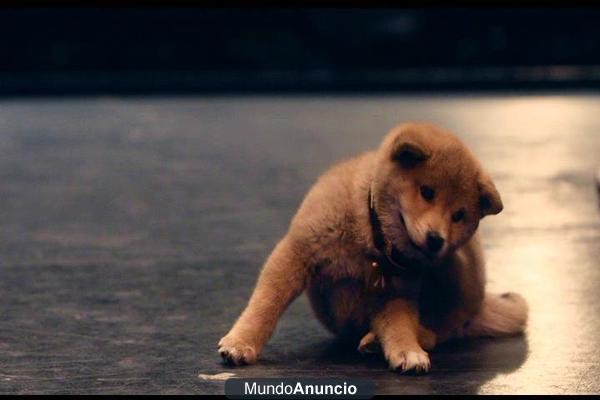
391,140,430,168
478,173,503,218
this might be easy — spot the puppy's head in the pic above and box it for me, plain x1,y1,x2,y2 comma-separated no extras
371,122,503,264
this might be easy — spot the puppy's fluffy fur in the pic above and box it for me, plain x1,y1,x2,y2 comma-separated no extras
218,122,528,373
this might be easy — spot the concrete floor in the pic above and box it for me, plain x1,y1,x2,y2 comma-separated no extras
0,94,598,394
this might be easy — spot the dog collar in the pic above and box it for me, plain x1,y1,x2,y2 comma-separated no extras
366,186,422,293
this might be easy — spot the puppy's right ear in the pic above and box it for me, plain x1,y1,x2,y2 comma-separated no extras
391,140,430,168
478,173,503,218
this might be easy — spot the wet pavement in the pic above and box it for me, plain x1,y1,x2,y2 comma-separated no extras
0,94,598,394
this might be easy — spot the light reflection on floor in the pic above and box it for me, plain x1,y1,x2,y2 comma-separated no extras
471,96,600,393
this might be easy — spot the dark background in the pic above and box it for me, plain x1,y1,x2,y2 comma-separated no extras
2,7,600,95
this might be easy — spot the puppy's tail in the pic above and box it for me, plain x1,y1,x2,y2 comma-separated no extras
463,292,528,338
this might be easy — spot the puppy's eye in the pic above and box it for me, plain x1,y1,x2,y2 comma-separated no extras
420,185,435,202
452,209,466,223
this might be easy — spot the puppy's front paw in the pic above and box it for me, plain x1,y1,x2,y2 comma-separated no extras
217,335,258,366
387,350,431,374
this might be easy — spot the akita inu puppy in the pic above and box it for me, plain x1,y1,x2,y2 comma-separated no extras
218,122,528,373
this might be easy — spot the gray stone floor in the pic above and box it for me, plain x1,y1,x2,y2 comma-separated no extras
0,94,598,394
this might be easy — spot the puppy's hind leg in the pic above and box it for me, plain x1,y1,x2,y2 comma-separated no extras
358,332,380,354
358,325,436,354
218,236,309,366
463,292,528,338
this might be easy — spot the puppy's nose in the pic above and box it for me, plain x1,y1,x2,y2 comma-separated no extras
426,231,444,253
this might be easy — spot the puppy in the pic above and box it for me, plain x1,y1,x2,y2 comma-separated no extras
218,122,528,373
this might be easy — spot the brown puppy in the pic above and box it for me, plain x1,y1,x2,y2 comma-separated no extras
218,122,528,373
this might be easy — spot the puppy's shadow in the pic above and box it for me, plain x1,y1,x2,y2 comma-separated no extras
214,331,528,394
312,335,388,368
307,334,529,394
428,335,529,394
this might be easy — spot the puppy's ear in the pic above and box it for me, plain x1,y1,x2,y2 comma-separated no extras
391,140,430,168
478,173,503,218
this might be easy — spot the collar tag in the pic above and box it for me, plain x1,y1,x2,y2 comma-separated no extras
366,260,387,294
